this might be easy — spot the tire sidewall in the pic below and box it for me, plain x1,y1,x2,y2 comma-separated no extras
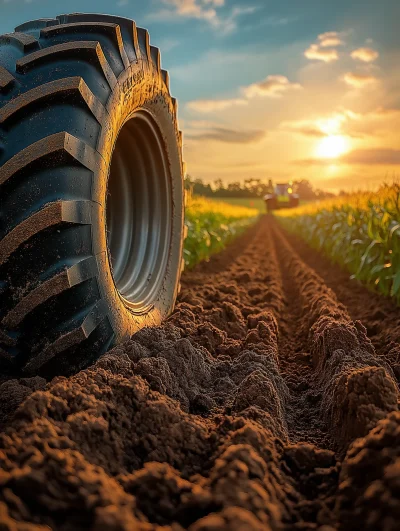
94,59,183,342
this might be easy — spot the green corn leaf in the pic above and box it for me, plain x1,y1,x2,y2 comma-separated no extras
370,264,388,275
391,271,400,296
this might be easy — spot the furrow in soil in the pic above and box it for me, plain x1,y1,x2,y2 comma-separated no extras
0,216,399,531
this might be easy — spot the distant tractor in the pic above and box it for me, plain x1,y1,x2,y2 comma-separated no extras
264,183,299,212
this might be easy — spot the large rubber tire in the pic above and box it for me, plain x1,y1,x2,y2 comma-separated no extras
0,14,184,377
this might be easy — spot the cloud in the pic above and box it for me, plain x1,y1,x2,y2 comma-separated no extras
282,106,400,144
243,75,302,98
167,0,223,19
147,0,256,33
318,31,344,47
304,31,344,62
372,107,400,117
280,120,326,137
186,98,247,112
350,47,379,62
146,0,221,24
187,74,301,113
318,31,342,40
341,148,400,165
280,110,363,139
217,6,258,34
295,148,400,167
319,37,341,47
343,72,378,87
319,37,342,47
186,127,266,143
340,107,400,137
304,44,339,62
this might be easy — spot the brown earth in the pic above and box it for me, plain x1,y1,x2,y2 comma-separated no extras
1,215,400,530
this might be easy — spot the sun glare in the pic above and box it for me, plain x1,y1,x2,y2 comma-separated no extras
316,135,349,159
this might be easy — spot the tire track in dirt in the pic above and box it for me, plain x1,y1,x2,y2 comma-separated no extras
0,216,399,530
271,222,398,453
283,228,400,380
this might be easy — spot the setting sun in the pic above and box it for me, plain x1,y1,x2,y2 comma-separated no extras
316,135,350,159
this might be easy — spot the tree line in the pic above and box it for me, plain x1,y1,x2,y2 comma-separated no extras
185,176,336,200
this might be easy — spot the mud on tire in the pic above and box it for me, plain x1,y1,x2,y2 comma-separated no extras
0,14,184,377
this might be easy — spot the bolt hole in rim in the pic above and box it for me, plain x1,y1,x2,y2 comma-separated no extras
106,111,172,312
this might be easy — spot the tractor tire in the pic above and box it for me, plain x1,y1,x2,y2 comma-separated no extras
0,13,184,377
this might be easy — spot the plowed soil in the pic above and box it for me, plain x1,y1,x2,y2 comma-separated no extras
1,216,400,531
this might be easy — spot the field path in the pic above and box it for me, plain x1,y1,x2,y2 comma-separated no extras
1,216,400,530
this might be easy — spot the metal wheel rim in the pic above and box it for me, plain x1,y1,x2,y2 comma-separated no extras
106,111,172,311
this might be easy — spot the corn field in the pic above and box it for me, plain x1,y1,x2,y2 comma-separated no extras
276,183,400,303
184,194,259,268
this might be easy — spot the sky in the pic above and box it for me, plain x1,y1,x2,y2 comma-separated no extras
1,0,399,192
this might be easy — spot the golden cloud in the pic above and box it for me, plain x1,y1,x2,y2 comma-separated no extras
148,0,255,33
279,120,326,137
318,31,344,47
281,110,362,139
341,148,400,165
343,72,378,87
304,31,344,62
243,75,302,98
295,148,400,166
350,47,379,62
304,44,339,62
282,106,400,143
